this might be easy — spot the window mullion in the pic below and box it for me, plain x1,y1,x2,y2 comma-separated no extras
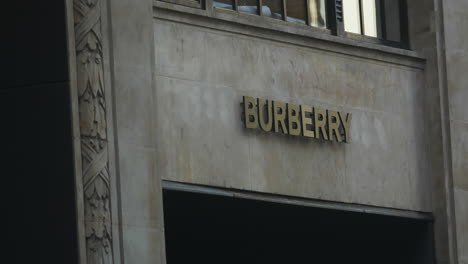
282,0,287,21
305,0,311,26
380,0,387,39
375,0,383,39
259,0,263,16
358,0,364,35
399,0,409,47
331,0,345,36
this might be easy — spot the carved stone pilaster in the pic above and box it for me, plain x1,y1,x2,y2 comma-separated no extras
73,0,113,263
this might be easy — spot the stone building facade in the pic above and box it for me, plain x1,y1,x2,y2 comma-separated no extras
9,0,466,263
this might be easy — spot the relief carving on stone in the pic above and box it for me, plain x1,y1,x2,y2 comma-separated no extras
73,0,113,263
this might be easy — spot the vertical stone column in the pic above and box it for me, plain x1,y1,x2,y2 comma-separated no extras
69,0,164,262
441,0,468,262
72,0,115,263
408,0,461,263
109,0,166,262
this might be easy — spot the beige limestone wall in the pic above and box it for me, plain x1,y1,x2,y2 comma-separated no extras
407,0,454,262
443,0,468,262
109,0,165,263
153,12,432,212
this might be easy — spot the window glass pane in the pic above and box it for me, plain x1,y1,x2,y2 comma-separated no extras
309,0,326,28
262,0,283,20
343,0,361,34
362,0,377,37
383,0,400,41
286,0,307,24
238,0,259,15
213,0,234,10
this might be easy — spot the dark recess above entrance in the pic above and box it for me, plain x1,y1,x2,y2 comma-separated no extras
163,189,434,264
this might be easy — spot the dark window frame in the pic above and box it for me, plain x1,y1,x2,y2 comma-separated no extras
210,0,329,29
158,0,409,49
339,0,409,48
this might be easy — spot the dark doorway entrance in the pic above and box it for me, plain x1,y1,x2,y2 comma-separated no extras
163,187,434,264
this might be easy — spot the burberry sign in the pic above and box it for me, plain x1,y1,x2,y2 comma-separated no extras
242,96,352,143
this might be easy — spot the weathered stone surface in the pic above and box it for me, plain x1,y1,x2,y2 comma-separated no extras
73,0,115,262
445,0,468,14
109,0,165,263
122,226,164,264
443,0,468,260
153,18,431,212
454,188,468,264
451,122,468,192
446,51,468,122
118,143,162,228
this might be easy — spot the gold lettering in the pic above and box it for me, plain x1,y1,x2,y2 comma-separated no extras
288,103,301,136
242,96,351,143
273,101,288,134
243,96,258,129
314,107,329,141
257,98,273,132
300,105,315,138
327,110,342,142
339,112,352,143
